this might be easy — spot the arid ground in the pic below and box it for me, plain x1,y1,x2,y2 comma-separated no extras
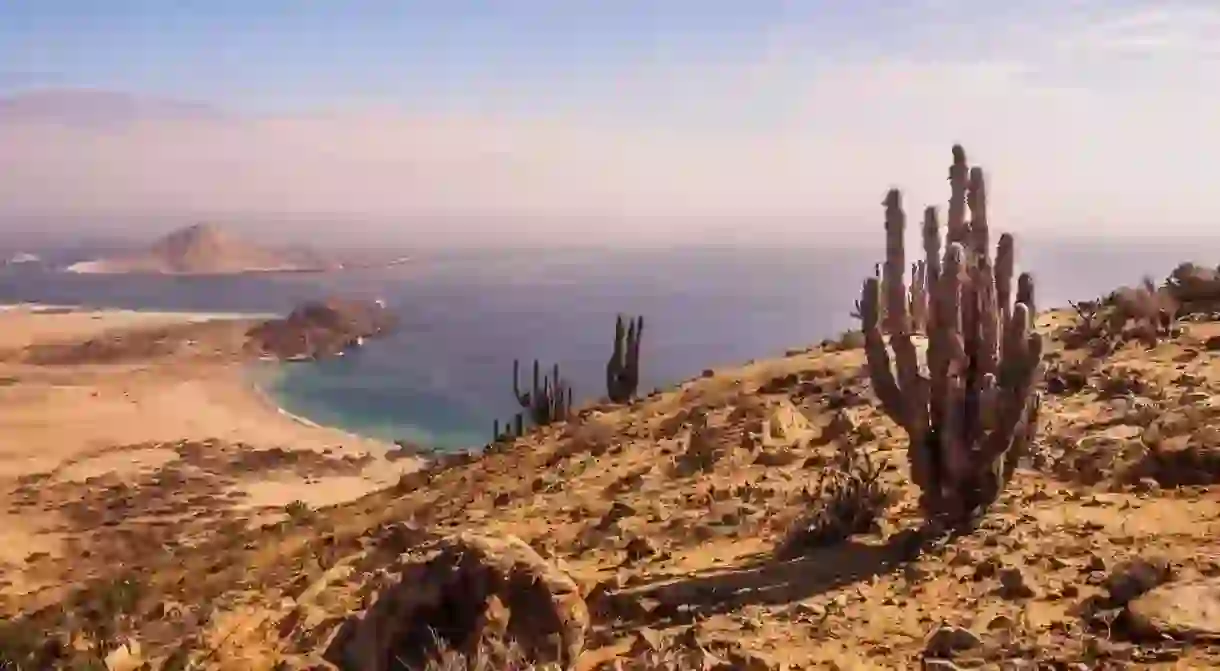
3,302,1220,670
0,305,421,603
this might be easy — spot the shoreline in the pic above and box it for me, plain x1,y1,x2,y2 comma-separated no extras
0,302,434,599
0,301,283,321
0,303,429,595
250,351,487,455
242,361,330,432
0,302,419,483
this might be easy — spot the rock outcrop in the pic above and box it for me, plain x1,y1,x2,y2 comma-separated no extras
246,298,395,360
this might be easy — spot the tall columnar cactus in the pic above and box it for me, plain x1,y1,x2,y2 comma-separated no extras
513,358,574,426
606,314,644,403
860,145,1045,524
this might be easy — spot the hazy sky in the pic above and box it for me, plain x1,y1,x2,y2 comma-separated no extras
1,0,1218,246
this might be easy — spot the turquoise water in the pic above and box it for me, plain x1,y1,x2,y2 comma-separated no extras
0,240,1212,451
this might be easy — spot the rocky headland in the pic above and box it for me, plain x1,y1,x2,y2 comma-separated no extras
245,298,396,361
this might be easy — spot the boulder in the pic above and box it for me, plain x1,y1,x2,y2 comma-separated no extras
1125,577,1220,641
325,532,589,670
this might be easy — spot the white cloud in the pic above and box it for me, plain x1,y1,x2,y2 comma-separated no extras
1,2,1218,245
1053,5,1220,57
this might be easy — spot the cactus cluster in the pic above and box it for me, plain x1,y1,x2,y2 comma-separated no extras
860,145,1045,524
513,358,574,427
492,413,525,443
493,314,647,442
606,315,644,403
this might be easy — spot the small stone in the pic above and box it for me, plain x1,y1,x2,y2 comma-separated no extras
628,627,665,656
792,602,826,619
974,557,1002,581
924,624,982,658
987,614,1016,631
104,639,143,671
949,549,976,567
1085,553,1107,573
1134,477,1161,494
1105,557,1173,606
623,536,658,563
998,565,1037,599
726,648,782,671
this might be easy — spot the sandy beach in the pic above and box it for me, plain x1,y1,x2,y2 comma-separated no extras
0,304,422,600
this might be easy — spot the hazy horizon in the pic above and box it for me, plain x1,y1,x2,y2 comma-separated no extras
3,1,1219,247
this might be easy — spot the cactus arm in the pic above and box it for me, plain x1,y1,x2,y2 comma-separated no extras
995,234,1014,325
880,190,931,455
629,316,643,376
946,145,970,247
1016,273,1036,321
860,277,905,425
512,359,529,407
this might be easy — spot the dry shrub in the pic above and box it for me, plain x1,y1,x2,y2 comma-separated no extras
1061,279,1178,353
416,633,559,671
776,445,892,559
1093,365,1160,401
1061,298,1110,351
415,634,717,671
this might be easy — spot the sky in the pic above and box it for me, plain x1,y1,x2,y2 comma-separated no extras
1,0,1219,246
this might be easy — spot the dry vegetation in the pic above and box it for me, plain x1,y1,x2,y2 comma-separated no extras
6,147,1220,670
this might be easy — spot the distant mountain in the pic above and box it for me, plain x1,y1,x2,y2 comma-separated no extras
0,89,228,128
63,223,342,275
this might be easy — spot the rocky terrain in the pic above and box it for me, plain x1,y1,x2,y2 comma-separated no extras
246,298,397,361
0,294,1219,670
63,223,341,275
6,148,1220,670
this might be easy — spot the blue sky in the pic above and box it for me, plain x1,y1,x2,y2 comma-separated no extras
3,1,851,114
1,0,1142,116
1,1,1219,244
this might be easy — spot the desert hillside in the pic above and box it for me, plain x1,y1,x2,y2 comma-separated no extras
7,147,1220,670
64,223,341,275
4,300,1220,670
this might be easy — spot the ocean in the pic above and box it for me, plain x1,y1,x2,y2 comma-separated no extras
0,239,1211,450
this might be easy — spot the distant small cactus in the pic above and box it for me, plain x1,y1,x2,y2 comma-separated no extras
513,359,573,426
606,314,644,403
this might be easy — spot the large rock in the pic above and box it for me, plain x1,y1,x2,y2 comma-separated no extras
1125,577,1220,641
325,532,589,670
247,298,395,360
